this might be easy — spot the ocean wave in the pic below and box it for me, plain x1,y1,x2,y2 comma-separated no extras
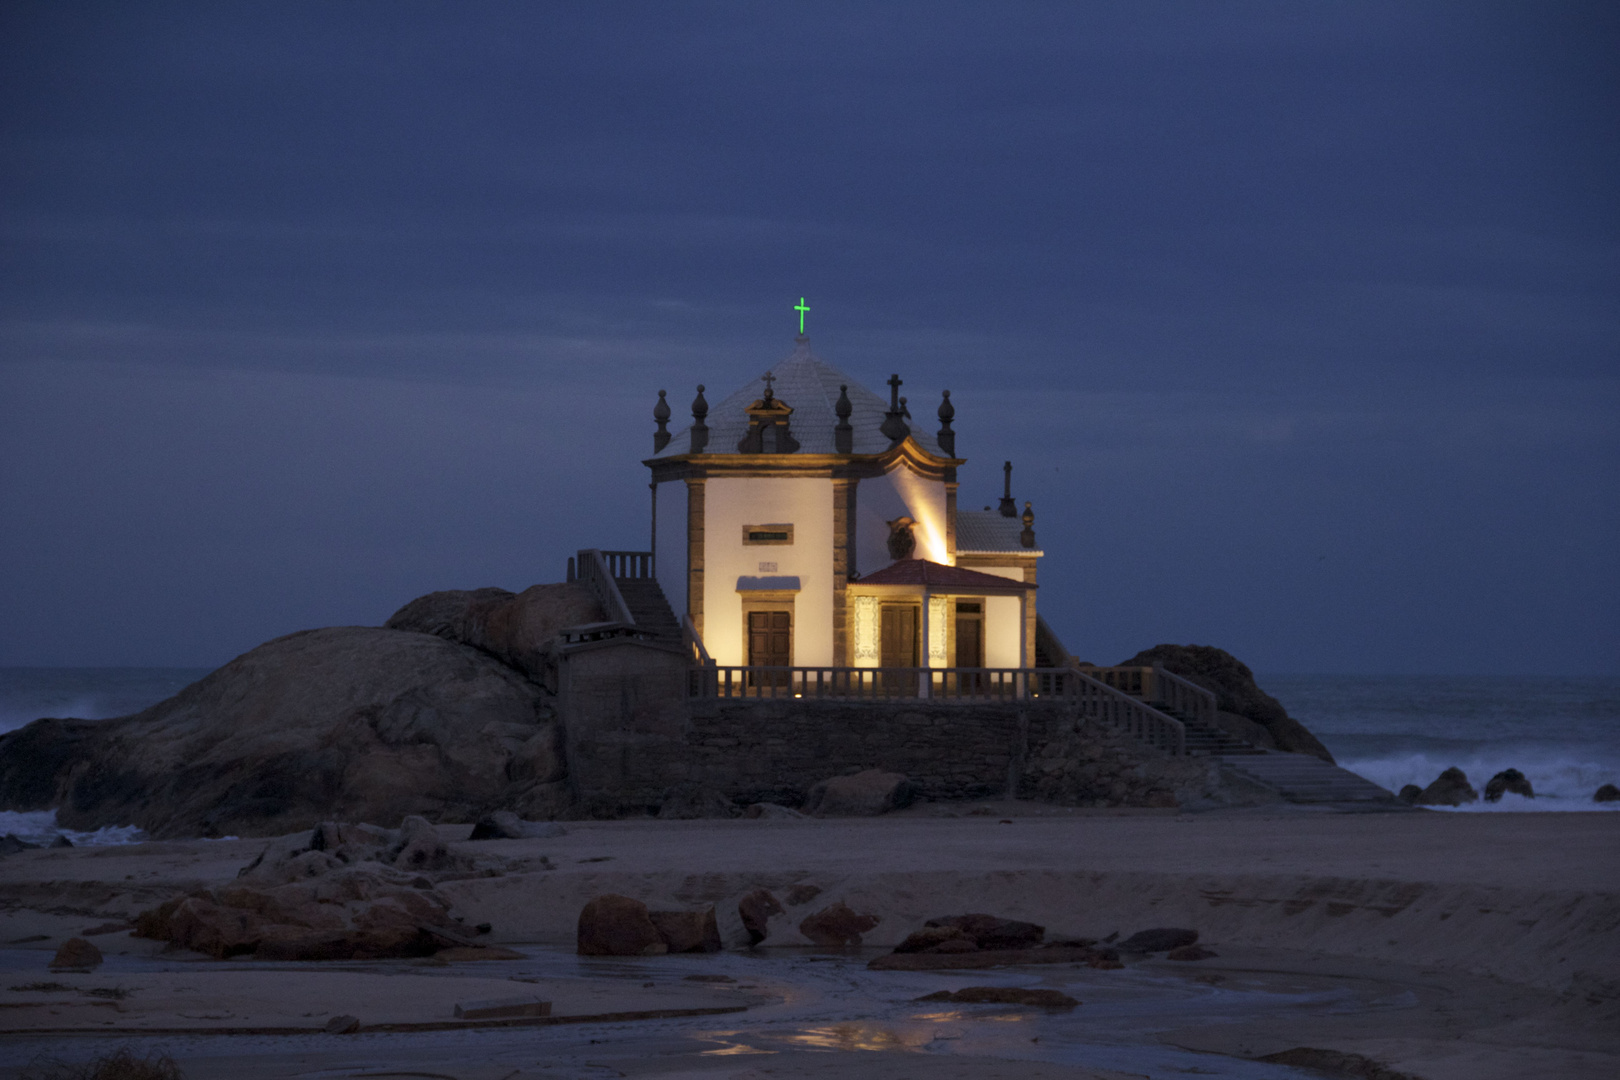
1339,748,1620,810
0,808,146,846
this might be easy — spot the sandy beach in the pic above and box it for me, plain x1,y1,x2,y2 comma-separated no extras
2,804,1617,1079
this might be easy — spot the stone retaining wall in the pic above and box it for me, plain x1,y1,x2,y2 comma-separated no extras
558,638,1223,815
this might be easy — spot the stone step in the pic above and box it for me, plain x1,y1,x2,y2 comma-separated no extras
1215,751,1396,804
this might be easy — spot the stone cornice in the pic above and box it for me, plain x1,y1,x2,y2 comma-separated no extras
645,436,962,484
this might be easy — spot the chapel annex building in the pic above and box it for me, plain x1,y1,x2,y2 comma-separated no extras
642,334,1044,678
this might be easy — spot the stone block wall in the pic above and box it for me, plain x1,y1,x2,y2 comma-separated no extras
558,638,1228,815
679,697,1072,806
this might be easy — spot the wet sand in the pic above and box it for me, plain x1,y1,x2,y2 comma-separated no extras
1,804,1617,1079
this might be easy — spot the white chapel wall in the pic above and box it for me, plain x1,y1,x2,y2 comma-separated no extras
703,476,835,667
984,594,1023,668
653,480,688,622
855,463,949,573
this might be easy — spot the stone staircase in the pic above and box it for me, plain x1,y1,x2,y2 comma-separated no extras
614,576,682,647
569,549,683,650
1085,661,1397,805
1214,750,1398,804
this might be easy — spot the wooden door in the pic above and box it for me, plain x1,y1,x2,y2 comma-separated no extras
955,608,984,694
880,604,918,668
955,614,983,667
747,610,791,689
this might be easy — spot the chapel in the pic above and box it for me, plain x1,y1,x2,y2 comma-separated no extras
643,333,1043,676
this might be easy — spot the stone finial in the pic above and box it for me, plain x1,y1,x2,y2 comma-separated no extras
999,461,1017,517
936,389,955,456
834,384,853,454
653,389,671,452
1020,501,1036,549
689,385,709,453
881,373,909,443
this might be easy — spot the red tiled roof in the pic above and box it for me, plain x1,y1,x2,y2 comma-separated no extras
853,559,1033,591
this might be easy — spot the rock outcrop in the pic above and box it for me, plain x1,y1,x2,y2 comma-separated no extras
1119,927,1198,952
134,818,500,961
1484,768,1534,802
1023,720,1221,808
1412,766,1477,806
0,627,566,839
468,811,568,841
802,769,916,816
385,583,604,686
1117,644,1334,763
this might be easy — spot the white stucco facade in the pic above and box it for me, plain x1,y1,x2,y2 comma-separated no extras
702,476,835,667
855,465,949,572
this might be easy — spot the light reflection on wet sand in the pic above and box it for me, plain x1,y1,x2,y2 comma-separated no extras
0,946,1352,1079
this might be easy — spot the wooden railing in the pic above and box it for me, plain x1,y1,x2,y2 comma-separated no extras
570,549,635,626
1073,670,1186,756
690,666,1078,702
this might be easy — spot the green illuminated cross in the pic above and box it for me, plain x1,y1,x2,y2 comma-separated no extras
794,297,810,334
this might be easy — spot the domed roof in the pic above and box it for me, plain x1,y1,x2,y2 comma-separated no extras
650,337,950,458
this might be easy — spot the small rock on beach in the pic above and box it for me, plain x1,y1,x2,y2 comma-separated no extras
917,987,1079,1008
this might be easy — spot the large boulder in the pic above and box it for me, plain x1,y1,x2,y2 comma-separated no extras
1484,769,1534,802
924,914,1045,951
386,583,604,685
798,902,880,945
0,627,564,838
737,888,783,946
802,769,917,816
1117,645,1334,763
1413,766,1478,806
50,937,103,972
1595,784,1620,803
576,895,667,956
647,908,723,953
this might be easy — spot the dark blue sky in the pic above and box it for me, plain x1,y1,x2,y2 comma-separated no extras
2,2,1616,674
